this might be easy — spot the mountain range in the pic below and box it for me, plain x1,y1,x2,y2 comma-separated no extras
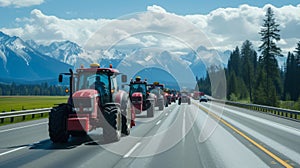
0,31,231,87
0,32,72,84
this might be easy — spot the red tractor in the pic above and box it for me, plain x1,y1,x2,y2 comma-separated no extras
148,82,169,110
48,63,135,143
129,77,156,117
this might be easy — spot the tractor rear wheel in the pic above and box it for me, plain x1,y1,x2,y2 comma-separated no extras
122,115,130,135
178,98,181,105
49,104,70,143
158,99,164,111
121,101,131,136
103,104,121,142
165,99,169,107
147,101,154,117
70,131,87,137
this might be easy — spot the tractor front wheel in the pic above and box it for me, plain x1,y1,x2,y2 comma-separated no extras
49,104,70,143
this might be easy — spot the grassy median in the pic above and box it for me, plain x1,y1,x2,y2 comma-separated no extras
0,96,68,112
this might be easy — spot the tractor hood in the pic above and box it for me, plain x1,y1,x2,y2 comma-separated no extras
73,89,99,98
132,92,143,98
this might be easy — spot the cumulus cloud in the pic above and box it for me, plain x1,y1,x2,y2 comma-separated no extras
1,4,300,54
183,4,300,53
0,0,44,8
3,9,111,45
147,5,167,13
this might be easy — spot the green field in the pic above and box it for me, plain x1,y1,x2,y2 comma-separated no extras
0,96,68,112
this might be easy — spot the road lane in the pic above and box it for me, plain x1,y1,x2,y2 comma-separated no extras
197,100,300,167
0,101,299,168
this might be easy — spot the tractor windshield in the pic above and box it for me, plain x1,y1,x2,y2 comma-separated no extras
149,86,163,96
77,72,110,95
129,83,147,96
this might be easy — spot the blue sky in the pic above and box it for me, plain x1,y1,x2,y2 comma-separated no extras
0,0,299,55
1,0,299,28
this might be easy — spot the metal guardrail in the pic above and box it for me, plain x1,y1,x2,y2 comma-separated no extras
211,99,300,121
0,108,51,123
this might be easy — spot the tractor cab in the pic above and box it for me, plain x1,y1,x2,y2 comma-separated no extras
129,76,147,99
50,63,134,143
148,82,164,96
74,64,119,105
129,76,155,117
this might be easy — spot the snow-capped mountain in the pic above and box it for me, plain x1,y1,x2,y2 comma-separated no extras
0,31,230,85
110,47,230,89
25,38,231,83
29,40,83,65
0,31,72,82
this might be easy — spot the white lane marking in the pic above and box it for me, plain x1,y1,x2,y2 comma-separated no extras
165,113,168,116
156,120,161,125
0,146,27,157
182,110,186,139
0,122,47,133
123,142,141,158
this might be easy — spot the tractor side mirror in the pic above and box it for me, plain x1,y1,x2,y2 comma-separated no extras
58,74,63,83
121,84,129,89
121,75,127,83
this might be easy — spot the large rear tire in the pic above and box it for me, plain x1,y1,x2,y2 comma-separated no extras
158,99,164,111
103,104,121,142
147,101,154,117
165,99,169,107
70,131,87,137
49,104,70,143
121,101,131,136
178,98,181,105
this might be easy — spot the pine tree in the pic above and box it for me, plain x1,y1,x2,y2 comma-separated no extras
227,47,241,77
257,7,282,106
241,40,257,101
294,41,300,100
227,71,238,99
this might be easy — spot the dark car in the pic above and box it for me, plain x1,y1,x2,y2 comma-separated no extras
199,96,208,102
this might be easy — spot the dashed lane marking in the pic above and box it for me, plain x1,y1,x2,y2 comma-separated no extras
0,122,47,133
0,147,27,157
123,142,141,158
156,120,161,125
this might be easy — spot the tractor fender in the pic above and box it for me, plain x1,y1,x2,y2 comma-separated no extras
147,93,156,101
114,90,128,113
115,91,135,127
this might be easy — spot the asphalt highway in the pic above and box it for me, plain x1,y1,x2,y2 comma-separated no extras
0,100,299,168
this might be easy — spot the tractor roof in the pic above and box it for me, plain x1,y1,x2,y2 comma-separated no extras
130,76,147,85
77,67,119,73
76,63,120,74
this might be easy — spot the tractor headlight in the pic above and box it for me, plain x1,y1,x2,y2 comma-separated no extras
83,107,92,112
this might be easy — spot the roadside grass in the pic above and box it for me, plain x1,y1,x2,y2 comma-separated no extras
226,97,300,120
0,96,68,112
279,100,300,111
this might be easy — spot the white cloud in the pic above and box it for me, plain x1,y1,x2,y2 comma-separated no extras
147,5,167,13
0,0,44,8
2,9,111,45
1,4,300,55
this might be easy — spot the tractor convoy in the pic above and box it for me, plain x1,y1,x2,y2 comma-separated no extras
48,63,192,143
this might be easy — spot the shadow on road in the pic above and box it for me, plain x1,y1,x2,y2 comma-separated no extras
28,134,120,150
136,114,150,118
